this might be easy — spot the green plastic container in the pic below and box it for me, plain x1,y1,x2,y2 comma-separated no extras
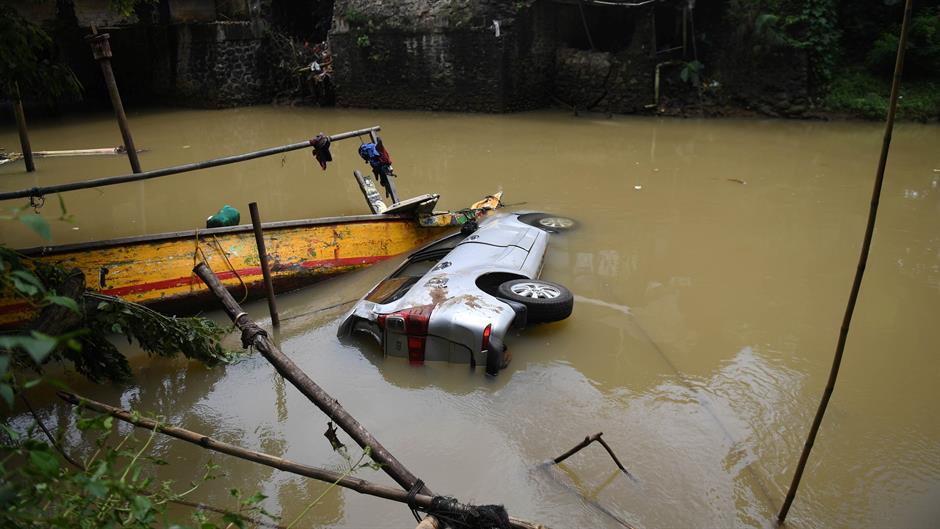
206,205,241,228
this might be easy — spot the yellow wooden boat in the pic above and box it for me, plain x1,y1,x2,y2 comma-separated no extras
0,192,502,328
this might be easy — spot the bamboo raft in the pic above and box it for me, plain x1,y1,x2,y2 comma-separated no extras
0,146,143,166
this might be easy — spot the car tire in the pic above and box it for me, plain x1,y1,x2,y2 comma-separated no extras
497,279,573,324
518,213,577,233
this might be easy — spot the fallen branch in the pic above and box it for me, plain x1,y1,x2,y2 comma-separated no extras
24,391,279,528
57,392,544,529
553,432,636,482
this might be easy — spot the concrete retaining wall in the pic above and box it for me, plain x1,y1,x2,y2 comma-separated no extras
330,0,556,112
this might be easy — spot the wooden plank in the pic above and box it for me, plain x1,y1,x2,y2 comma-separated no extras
353,170,387,214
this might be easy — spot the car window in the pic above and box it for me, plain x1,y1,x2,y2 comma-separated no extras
394,256,441,278
365,276,420,304
365,233,465,305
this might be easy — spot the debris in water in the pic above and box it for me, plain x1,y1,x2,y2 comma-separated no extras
182,145,191,149
727,178,747,184
634,185,642,190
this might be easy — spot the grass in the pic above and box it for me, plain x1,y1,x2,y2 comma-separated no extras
823,68,940,121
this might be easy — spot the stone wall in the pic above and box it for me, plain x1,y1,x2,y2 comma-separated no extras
552,8,656,114
711,48,811,118
169,22,266,107
15,0,273,109
330,0,556,112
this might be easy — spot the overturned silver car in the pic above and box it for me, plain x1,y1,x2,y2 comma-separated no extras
337,212,575,375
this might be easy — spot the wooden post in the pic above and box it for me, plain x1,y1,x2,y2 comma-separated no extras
86,32,141,173
193,262,432,496
12,82,35,173
777,0,914,523
248,202,279,328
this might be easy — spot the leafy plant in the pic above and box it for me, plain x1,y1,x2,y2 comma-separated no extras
0,406,276,529
824,68,940,121
0,4,81,102
783,0,840,89
1,196,237,383
680,61,705,87
344,8,369,27
356,34,371,48
867,13,940,78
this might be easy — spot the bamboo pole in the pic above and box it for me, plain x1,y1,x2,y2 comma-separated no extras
86,32,141,173
193,262,432,496
777,0,913,523
57,391,544,529
248,202,279,328
0,126,380,202
56,391,436,507
12,82,35,173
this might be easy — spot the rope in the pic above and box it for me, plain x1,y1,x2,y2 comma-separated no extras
191,230,248,303
407,479,425,522
240,321,269,349
211,234,248,303
423,496,511,529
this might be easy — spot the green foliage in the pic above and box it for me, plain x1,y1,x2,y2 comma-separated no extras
0,249,238,382
0,5,81,102
344,8,369,27
867,13,940,78
356,34,371,48
1,199,237,383
107,0,155,17
823,68,940,120
680,61,705,88
0,407,276,529
80,294,238,381
782,0,840,89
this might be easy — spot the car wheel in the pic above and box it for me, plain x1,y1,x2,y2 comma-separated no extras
518,213,577,233
497,279,574,323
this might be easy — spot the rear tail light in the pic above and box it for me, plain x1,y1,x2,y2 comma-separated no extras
482,324,492,351
407,336,426,364
386,305,434,365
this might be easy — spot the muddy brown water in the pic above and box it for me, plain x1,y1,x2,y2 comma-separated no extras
2,108,939,528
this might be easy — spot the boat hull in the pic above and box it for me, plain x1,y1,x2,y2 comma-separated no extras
1,214,449,328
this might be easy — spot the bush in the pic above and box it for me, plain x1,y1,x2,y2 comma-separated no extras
824,68,940,120
867,12,940,78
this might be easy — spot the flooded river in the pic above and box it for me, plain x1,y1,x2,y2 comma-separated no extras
2,108,939,528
